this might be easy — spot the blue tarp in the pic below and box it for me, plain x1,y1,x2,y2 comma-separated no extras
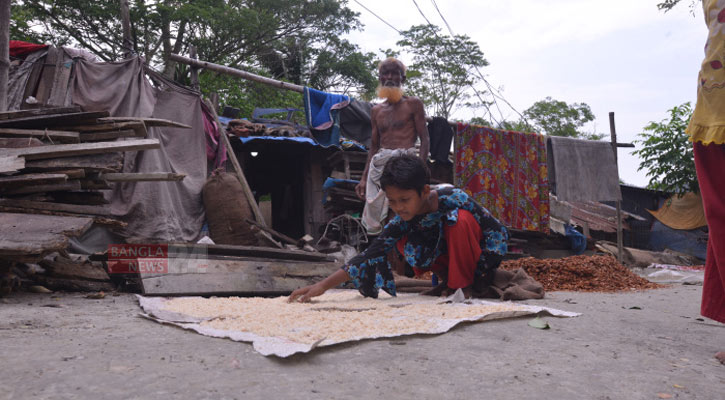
649,220,707,260
236,136,366,151
322,177,359,205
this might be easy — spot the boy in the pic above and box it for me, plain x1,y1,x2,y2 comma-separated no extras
289,154,508,302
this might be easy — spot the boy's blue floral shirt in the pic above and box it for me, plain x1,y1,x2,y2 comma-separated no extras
343,187,508,298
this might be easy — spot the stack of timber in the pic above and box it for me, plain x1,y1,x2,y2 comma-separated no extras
0,107,187,294
324,179,364,214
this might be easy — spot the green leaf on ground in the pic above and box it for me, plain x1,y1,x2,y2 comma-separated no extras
528,317,550,330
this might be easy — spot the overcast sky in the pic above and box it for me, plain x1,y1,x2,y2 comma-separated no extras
345,0,707,188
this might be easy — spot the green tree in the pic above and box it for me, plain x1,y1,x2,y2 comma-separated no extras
10,0,378,103
633,102,698,194
396,24,489,120
523,97,602,140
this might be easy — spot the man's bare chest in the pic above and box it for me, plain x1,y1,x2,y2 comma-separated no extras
375,106,414,134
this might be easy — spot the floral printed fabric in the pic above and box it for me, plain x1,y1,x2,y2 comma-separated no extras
342,187,509,298
454,123,550,233
687,0,725,144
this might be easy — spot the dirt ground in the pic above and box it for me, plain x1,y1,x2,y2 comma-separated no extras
0,284,723,400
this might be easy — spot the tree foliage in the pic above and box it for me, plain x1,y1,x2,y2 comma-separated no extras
10,0,378,115
633,103,698,194
656,0,700,12
523,97,602,140
396,24,488,120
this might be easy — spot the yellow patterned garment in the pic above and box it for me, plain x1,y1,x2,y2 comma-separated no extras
688,0,725,144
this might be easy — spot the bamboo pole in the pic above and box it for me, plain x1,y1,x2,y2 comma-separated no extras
119,0,133,58
609,112,623,263
0,0,10,112
169,53,305,93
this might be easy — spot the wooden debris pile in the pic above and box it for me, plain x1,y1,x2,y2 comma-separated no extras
0,106,188,294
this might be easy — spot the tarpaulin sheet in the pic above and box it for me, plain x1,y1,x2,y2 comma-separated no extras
71,57,206,242
648,192,707,230
137,290,579,358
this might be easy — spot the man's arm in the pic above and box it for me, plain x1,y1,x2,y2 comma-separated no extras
356,106,381,199
412,98,429,162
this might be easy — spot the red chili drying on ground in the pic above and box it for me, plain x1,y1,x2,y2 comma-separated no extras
501,255,662,292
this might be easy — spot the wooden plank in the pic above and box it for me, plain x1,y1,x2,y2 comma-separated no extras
3,180,81,195
0,173,68,188
34,47,58,105
24,153,123,172
60,121,147,137
168,243,335,262
0,137,44,148
0,128,80,143
0,199,110,216
100,172,186,182
0,206,123,228
0,111,110,129
0,212,93,257
0,138,159,160
79,129,137,142
97,117,191,129
0,156,25,173
47,51,72,106
0,106,81,121
138,257,340,296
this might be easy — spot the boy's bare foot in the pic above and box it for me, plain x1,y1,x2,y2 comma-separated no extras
716,352,725,365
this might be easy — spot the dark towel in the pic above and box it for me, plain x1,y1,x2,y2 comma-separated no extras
428,117,453,164
340,99,372,148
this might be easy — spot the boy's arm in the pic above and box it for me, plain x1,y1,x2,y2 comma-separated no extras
413,98,430,162
288,269,350,303
356,107,381,199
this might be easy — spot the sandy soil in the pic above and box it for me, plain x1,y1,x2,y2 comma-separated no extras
0,285,723,400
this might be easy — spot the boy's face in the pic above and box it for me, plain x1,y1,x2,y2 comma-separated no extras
384,185,430,221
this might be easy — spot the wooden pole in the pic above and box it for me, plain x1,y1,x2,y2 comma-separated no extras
119,0,133,58
0,0,10,112
189,46,200,91
609,112,623,263
169,53,305,93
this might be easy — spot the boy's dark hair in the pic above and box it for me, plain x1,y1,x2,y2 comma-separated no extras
380,154,430,194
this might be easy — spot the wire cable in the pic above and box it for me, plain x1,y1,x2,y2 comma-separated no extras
352,0,402,34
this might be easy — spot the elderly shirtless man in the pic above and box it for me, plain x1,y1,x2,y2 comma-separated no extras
356,57,430,235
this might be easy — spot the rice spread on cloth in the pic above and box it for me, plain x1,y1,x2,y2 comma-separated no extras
138,290,580,357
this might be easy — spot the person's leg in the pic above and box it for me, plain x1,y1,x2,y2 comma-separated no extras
693,142,725,325
693,142,725,365
441,209,483,292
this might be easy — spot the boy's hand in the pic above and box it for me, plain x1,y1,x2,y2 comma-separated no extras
355,181,366,200
288,283,327,303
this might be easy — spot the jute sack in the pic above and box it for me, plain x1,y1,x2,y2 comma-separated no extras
202,171,258,245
